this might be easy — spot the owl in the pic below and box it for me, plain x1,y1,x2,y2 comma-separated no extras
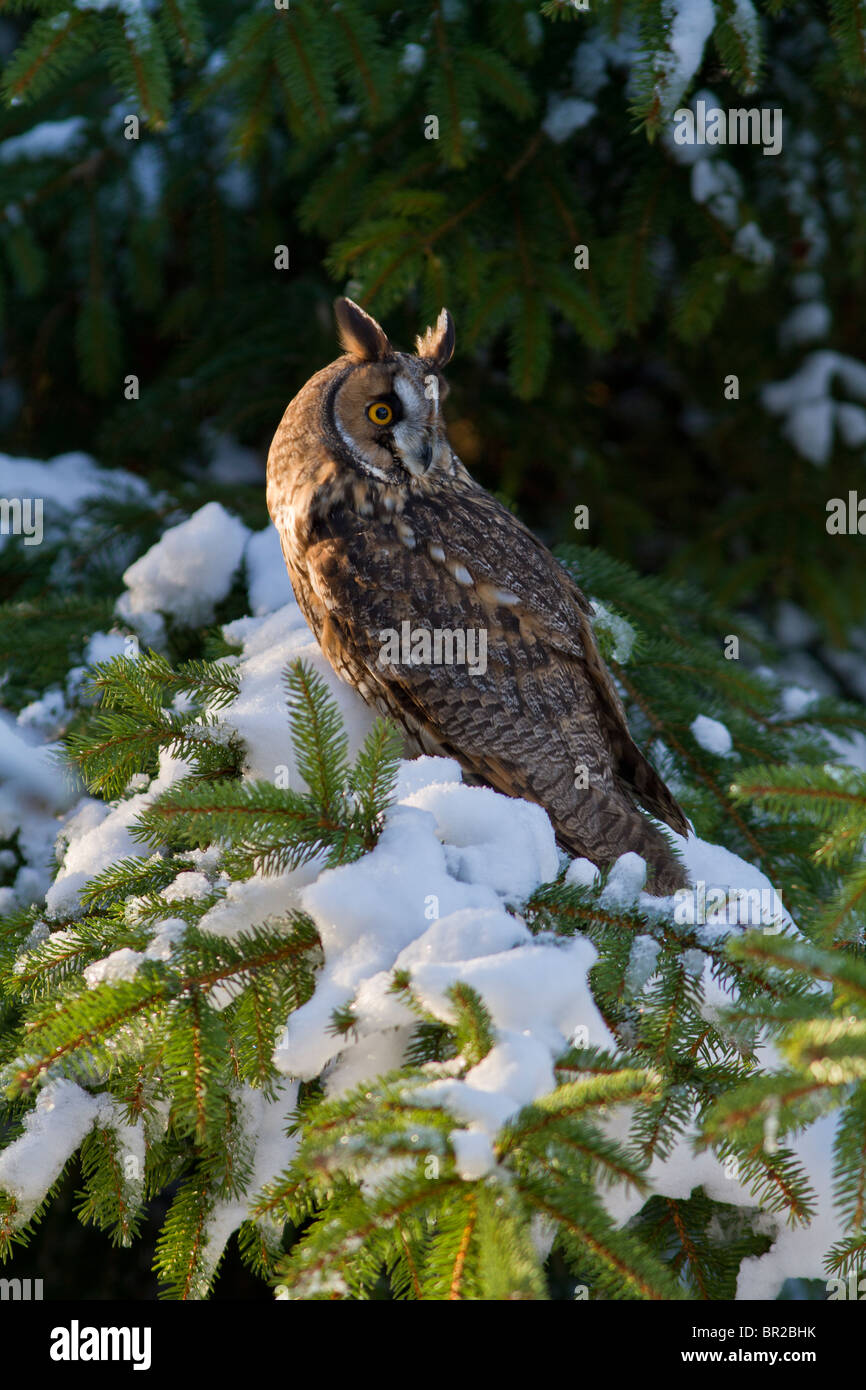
266,298,689,894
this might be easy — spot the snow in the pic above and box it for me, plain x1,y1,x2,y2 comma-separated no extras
524,12,543,47
394,754,461,800
0,705,74,906
690,713,734,756
780,685,819,717
202,429,263,484
0,437,853,1297
624,934,661,994
273,796,515,1080
0,1079,145,1230
399,43,425,75
691,157,741,228
413,941,606,1057
64,631,131,706
764,351,866,419
653,0,716,117
565,856,600,890
269,766,578,1099
117,501,250,637
589,598,636,663
542,96,596,143
670,829,795,936
663,86,718,165
84,630,130,667
450,1129,496,1180
144,918,187,962
400,780,559,906
244,525,290,616
0,452,150,554
160,870,212,903
762,351,866,464
573,23,642,98
83,946,143,988
17,688,68,739
599,1018,841,1299
45,753,192,919
0,450,149,507
129,143,163,215
731,0,761,85
0,712,67,808
75,0,151,31
0,118,86,163
779,300,831,348
836,403,866,448
394,906,529,968
542,22,642,146
732,221,774,266
673,112,774,263
203,49,226,77
735,1111,841,1298
76,0,137,8
0,1080,100,1220
81,917,186,990
217,163,255,212
198,866,318,943
600,851,647,906
785,401,835,465
220,602,377,783
197,1081,300,1292
0,776,65,912
776,600,819,650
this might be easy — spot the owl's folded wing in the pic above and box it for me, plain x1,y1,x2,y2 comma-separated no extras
305,483,688,839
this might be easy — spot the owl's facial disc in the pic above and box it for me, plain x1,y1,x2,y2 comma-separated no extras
333,357,446,482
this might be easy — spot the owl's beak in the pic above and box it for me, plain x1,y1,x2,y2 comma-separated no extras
399,433,433,477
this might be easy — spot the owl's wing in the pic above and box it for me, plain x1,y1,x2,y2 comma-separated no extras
305,479,688,840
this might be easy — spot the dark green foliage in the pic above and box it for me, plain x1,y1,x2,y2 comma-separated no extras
0,656,401,1294
62,648,244,798
628,1187,775,1300
0,0,863,635
1,0,866,1302
128,661,402,874
258,1062,683,1300
731,764,866,942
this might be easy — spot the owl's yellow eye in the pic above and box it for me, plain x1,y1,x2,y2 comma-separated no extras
367,401,393,426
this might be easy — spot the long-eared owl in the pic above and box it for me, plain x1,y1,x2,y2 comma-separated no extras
266,297,689,894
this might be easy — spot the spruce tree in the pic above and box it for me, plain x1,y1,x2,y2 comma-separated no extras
0,0,865,1301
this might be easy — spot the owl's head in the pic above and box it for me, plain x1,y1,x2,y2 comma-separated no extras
325,297,456,484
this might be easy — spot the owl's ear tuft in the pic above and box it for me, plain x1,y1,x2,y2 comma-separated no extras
334,297,391,360
415,308,455,368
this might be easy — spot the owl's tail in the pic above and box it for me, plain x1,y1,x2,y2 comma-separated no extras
552,790,690,897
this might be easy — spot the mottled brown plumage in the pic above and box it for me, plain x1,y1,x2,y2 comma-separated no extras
267,299,689,893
